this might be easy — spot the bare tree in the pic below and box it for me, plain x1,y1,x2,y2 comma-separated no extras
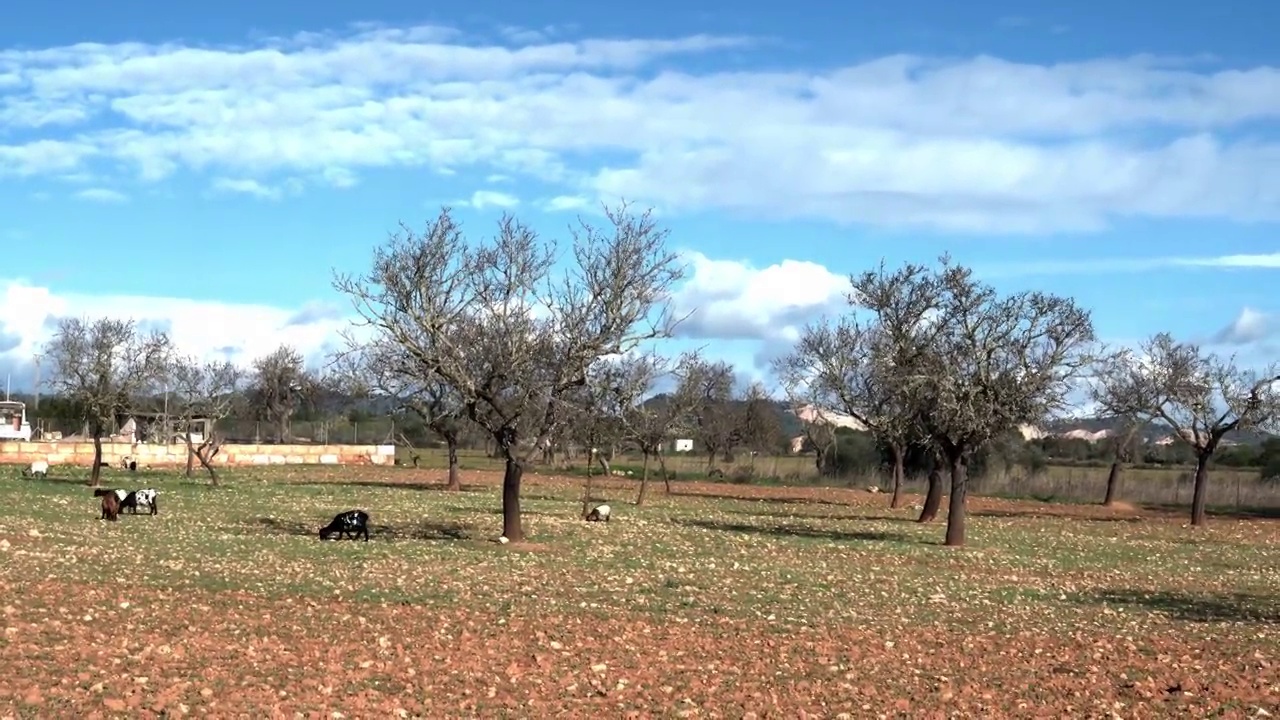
308,370,352,444
894,257,1096,546
1084,350,1147,506
1109,334,1280,526
333,338,471,490
684,359,738,472
775,262,939,510
168,355,241,484
735,382,786,471
794,411,838,475
617,352,705,504
333,203,685,542
246,344,312,443
41,317,171,486
564,357,638,516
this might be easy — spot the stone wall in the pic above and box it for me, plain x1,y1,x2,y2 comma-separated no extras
0,441,397,468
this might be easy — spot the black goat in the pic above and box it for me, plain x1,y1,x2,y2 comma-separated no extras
319,510,370,541
93,488,122,521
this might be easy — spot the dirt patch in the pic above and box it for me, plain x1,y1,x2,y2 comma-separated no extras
0,581,1274,717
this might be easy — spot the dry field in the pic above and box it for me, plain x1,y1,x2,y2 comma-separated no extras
0,464,1276,718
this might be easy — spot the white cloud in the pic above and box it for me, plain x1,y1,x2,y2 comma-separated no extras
456,189,520,209
211,177,281,200
671,250,850,344
543,195,591,212
980,251,1280,278
74,187,128,203
1,278,359,373
1213,306,1273,345
320,166,358,188
1,25,1277,232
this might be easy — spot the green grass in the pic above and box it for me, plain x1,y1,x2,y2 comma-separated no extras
1,464,1277,634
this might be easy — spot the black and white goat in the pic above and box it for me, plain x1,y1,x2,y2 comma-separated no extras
21,461,48,479
319,510,370,541
585,503,611,523
119,488,159,515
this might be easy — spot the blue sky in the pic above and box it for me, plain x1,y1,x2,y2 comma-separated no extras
1,0,1278,396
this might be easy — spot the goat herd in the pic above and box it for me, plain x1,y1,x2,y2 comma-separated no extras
23,459,616,543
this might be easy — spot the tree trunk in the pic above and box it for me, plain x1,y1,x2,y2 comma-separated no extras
277,416,289,443
1102,460,1123,506
917,467,943,523
888,442,905,509
636,451,651,506
194,438,221,486
1191,451,1211,526
502,456,524,542
90,433,104,487
944,452,968,547
184,430,197,478
596,449,612,477
706,450,716,472
446,437,461,491
582,461,595,519
659,452,673,494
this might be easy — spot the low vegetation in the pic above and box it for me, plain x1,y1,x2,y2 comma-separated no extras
0,465,1275,715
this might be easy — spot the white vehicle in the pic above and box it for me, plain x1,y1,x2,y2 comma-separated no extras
0,400,33,442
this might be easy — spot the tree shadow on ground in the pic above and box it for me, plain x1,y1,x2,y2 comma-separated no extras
1076,589,1280,624
455,507,554,518
672,517,910,544
1139,503,1280,521
969,508,1148,523
724,506,921,524
17,474,96,488
672,491,854,508
251,517,478,541
296,480,488,494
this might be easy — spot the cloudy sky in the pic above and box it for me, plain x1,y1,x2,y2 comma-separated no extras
1,0,1278,392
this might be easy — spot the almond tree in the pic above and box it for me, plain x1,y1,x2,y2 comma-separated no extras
1085,348,1146,506
903,257,1096,546
685,359,738,472
333,203,685,542
564,357,637,516
1109,333,1280,526
333,337,470,490
246,344,313,443
42,317,172,486
167,355,241,485
774,262,939,511
735,382,786,468
617,352,706,504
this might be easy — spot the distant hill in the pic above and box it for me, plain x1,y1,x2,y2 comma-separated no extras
1040,415,1278,447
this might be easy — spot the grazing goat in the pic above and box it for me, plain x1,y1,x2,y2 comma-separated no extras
319,510,370,541
21,461,48,479
120,488,159,516
93,489,122,521
585,503,611,523
120,456,138,472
